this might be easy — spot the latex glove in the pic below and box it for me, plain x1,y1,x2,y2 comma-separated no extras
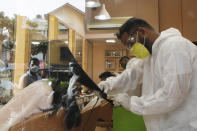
112,93,131,110
92,90,102,98
98,81,111,94
97,81,106,91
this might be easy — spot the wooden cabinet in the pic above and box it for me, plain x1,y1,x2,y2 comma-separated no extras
93,44,127,83
105,50,127,73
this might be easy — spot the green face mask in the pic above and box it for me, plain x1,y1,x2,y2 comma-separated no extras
129,32,150,59
130,42,150,59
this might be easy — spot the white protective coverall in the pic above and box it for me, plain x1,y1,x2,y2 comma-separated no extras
84,58,143,111
0,80,53,131
99,28,197,131
101,57,143,97
126,57,141,69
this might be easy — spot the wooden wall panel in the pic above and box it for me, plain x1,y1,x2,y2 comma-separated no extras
82,39,87,72
92,43,126,84
159,0,182,32
86,40,93,79
137,0,159,31
182,0,197,41
93,44,105,84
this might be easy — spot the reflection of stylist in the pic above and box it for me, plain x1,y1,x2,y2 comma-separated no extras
18,57,41,89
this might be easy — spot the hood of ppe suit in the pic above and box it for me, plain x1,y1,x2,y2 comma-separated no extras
152,28,182,57
126,57,143,69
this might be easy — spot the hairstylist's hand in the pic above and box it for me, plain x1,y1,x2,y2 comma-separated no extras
97,81,106,91
112,93,130,109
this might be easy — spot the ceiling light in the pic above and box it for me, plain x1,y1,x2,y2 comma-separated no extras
86,0,101,8
65,40,68,44
32,42,40,45
106,39,116,43
95,4,111,20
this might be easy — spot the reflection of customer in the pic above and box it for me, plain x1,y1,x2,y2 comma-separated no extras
18,58,41,89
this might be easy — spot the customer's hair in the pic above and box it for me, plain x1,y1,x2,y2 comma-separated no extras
116,17,154,40
193,41,197,46
99,71,115,80
29,57,40,65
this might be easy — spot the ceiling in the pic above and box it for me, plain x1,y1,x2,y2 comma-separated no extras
86,0,137,19
85,0,137,44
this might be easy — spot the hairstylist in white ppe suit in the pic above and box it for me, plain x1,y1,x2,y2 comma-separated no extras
98,17,197,131
101,57,143,97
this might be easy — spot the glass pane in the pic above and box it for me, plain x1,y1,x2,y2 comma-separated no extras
47,17,69,81
31,15,48,70
75,34,83,66
0,12,16,104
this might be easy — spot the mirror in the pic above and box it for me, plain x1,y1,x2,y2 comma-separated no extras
47,18,69,80
74,33,83,66
30,15,48,70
